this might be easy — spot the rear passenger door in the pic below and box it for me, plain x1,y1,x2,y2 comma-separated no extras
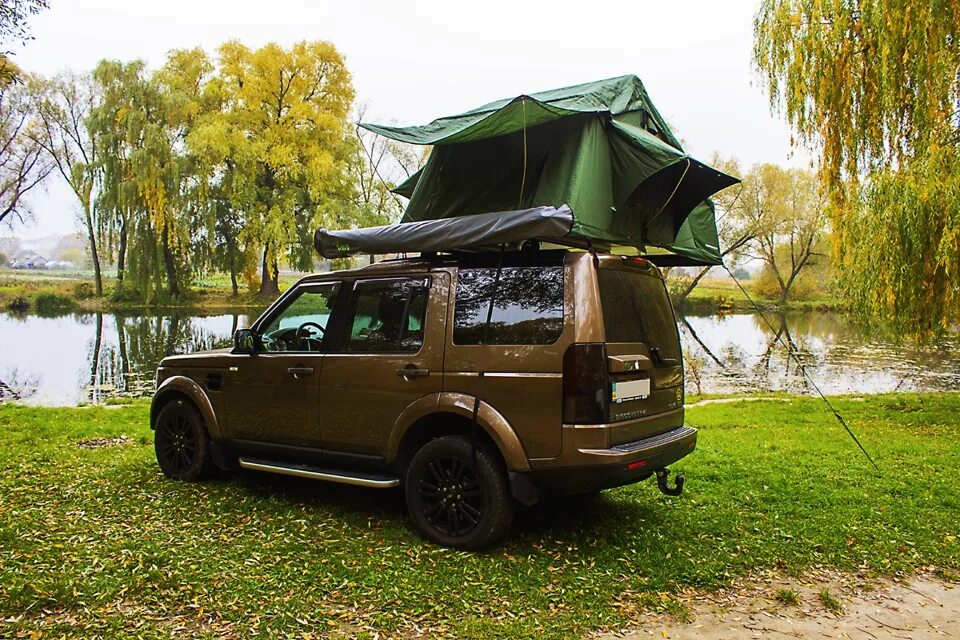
318,274,449,455
444,257,571,459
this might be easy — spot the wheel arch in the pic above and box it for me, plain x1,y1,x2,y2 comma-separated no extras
389,392,529,473
151,376,222,438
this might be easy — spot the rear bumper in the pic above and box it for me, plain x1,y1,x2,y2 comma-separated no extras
517,425,697,492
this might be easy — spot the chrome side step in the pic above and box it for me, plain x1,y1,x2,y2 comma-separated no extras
238,458,400,489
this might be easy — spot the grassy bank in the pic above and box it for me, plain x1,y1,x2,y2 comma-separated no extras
672,276,846,314
1,393,957,638
0,270,302,314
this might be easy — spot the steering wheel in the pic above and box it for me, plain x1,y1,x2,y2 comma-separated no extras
296,321,325,342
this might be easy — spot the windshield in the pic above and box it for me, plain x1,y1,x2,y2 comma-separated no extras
598,267,680,363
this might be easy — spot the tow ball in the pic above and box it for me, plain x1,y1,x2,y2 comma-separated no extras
655,468,685,496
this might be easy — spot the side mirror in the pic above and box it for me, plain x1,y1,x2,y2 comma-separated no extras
233,328,259,354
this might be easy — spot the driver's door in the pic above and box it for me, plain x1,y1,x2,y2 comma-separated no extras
224,281,340,447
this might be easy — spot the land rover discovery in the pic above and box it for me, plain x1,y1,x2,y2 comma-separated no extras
151,250,696,548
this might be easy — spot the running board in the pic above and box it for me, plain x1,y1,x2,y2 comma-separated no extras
238,458,400,489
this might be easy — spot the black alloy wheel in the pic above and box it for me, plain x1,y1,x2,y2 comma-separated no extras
418,456,484,538
154,399,212,481
405,435,513,549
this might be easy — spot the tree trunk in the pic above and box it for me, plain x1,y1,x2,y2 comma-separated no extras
89,312,103,403
165,315,180,356
778,284,790,306
161,225,180,299
259,244,280,295
228,245,239,296
115,314,129,393
116,218,127,283
676,266,712,305
83,204,103,296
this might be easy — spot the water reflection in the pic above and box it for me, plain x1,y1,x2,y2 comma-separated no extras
1,309,958,406
680,312,960,395
0,310,258,405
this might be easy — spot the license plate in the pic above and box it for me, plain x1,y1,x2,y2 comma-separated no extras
612,378,650,403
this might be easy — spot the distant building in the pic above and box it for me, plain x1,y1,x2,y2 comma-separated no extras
9,250,50,269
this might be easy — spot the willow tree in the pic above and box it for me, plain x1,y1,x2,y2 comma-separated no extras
90,59,192,301
89,60,145,288
195,40,356,295
153,47,220,295
754,0,960,334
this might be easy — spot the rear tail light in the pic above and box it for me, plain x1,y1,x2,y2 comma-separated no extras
562,343,609,424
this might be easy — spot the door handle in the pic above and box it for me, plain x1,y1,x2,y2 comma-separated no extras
397,365,430,379
286,366,314,378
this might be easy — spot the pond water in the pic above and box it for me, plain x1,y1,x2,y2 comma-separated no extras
1,309,958,406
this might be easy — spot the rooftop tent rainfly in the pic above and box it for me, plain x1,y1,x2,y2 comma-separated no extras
361,75,739,265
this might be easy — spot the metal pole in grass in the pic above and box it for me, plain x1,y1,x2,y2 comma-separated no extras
722,264,879,471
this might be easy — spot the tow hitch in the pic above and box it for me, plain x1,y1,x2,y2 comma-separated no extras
655,468,684,496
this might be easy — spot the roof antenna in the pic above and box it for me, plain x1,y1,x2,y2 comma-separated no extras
723,264,879,471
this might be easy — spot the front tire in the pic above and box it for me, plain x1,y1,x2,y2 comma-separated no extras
154,399,213,481
404,435,513,550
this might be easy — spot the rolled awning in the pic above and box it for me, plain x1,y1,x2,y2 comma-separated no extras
315,205,575,258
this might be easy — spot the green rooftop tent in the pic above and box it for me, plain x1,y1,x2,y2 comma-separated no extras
321,75,738,264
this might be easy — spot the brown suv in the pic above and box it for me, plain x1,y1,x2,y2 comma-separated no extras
151,250,696,548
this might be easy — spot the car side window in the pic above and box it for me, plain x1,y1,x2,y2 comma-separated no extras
260,282,340,353
342,278,429,353
454,266,564,345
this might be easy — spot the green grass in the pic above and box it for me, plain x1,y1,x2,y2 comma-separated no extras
774,588,800,606
818,588,843,613
1,393,958,638
673,276,846,313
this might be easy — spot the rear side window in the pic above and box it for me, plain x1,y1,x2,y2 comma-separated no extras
342,278,428,353
454,266,563,345
598,268,680,362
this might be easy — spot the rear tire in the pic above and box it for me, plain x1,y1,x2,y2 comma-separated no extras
154,399,213,481
404,435,513,549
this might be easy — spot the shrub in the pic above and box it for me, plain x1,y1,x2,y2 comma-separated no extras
6,296,29,312
34,293,75,313
72,282,96,299
110,284,143,304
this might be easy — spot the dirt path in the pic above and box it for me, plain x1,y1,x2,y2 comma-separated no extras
595,569,959,639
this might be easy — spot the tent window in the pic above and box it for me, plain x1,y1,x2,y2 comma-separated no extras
453,266,563,345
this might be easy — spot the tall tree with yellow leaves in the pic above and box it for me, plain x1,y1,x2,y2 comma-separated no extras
190,40,356,295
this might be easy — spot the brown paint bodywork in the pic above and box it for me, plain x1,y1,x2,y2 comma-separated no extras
151,250,693,487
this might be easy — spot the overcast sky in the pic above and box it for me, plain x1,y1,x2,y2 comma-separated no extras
6,0,809,240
